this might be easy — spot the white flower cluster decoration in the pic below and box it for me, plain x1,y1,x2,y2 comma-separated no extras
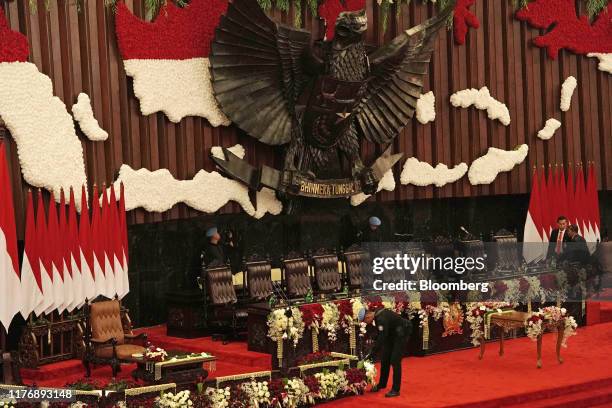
362,360,377,385
467,144,528,185
107,144,282,218
587,53,612,74
0,62,88,208
205,387,231,408
416,91,436,124
283,378,313,408
314,370,348,400
560,76,577,112
525,306,577,347
537,118,561,140
156,390,193,407
350,169,395,206
400,157,468,187
241,380,271,408
321,303,340,342
71,93,108,141
267,307,304,347
450,86,511,126
123,58,230,126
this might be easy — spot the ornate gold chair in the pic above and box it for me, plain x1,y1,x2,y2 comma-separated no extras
82,299,148,378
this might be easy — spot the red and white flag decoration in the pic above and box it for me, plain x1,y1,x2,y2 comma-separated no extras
67,188,84,310
20,190,43,318
101,187,117,298
79,185,96,303
58,191,75,312
119,183,129,297
47,194,66,314
90,185,108,298
115,0,229,126
523,168,545,263
34,190,53,316
526,163,602,261
0,141,21,329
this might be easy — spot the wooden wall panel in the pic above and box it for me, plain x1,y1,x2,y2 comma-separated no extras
1,0,611,239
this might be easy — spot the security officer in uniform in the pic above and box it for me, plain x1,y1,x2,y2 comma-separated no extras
359,306,412,398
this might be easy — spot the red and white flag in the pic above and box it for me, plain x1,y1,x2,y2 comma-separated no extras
523,168,545,263
114,0,229,126
67,188,84,310
79,185,96,303
47,194,66,314
0,141,21,329
556,166,568,219
119,183,129,297
566,166,576,227
20,190,43,318
109,186,126,299
575,166,587,236
538,168,551,240
585,163,601,252
58,191,74,312
90,185,108,298
545,166,558,236
101,187,116,298
34,190,53,316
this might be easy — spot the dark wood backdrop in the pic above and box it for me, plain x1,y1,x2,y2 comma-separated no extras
2,0,611,238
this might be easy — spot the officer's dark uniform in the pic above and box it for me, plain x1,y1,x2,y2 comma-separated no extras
370,308,412,393
202,241,226,267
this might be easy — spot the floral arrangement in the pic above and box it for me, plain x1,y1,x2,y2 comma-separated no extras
335,299,354,334
144,346,168,362
344,368,368,394
205,387,231,408
267,307,304,347
525,306,578,347
314,369,348,400
297,352,336,366
465,301,511,346
362,360,377,385
321,303,340,342
156,390,193,407
282,378,314,408
241,380,271,408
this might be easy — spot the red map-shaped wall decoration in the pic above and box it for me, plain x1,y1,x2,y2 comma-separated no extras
0,7,29,63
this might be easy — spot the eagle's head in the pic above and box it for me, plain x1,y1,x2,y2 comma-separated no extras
334,9,367,42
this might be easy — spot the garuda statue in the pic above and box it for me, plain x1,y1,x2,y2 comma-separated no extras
210,0,450,211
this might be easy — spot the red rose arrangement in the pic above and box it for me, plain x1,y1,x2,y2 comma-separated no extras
303,375,321,396
519,277,530,294
493,281,509,297
300,303,324,329
365,295,383,311
335,299,353,324
297,351,335,366
539,274,558,290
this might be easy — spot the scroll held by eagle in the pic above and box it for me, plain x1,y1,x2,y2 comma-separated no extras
210,0,451,203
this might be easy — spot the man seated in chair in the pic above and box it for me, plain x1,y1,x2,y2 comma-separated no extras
359,306,412,398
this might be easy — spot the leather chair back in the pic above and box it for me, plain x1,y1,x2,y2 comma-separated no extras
90,300,125,345
283,258,311,298
313,254,341,293
246,261,273,300
345,250,370,289
206,265,238,305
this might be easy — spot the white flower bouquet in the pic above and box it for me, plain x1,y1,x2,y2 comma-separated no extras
156,390,193,407
205,387,231,408
241,380,271,408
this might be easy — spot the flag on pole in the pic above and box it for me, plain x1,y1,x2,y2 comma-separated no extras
47,194,65,314
575,166,587,236
58,191,74,312
538,168,551,240
566,166,576,227
0,141,21,330
119,183,129,297
586,163,600,252
67,188,83,310
101,186,116,298
34,190,53,316
90,185,107,298
79,185,96,303
108,185,125,298
523,168,545,263
20,190,43,318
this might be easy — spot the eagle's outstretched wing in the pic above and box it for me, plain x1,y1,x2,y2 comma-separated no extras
209,0,313,145
355,7,452,144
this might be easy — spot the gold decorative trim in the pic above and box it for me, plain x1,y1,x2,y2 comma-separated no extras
216,370,272,387
124,383,176,397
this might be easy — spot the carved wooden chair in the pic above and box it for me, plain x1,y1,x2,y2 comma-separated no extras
82,299,148,378
342,247,370,293
204,263,248,344
245,256,274,302
312,250,342,296
282,254,312,299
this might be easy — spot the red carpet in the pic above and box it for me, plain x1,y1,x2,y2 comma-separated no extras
20,323,612,407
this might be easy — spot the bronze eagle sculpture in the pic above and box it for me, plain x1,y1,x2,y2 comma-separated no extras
209,0,450,208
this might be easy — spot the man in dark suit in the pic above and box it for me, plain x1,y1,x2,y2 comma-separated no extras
360,307,412,398
547,216,570,260
560,225,590,263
